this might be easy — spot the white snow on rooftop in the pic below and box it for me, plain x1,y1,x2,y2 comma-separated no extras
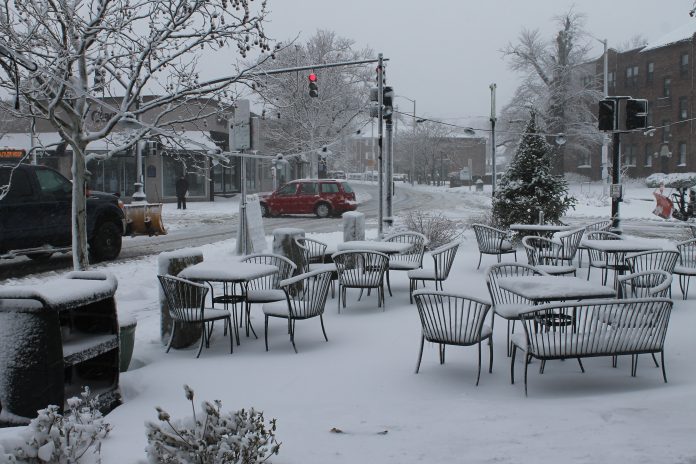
641,22,696,52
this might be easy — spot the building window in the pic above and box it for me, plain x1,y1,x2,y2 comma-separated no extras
626,66,639,87
647,102,653,126
624,145,636,167
607,71,615,89
679,142,687,166
577,151,591,167
663,77,672,97
681,53,689,77
679,96,689,120
662,120,671,143
582,75,593,88
647,62,654,83
644,144,653,167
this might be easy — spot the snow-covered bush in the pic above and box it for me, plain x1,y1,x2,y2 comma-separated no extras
2,387,111,463
145,385,280,464
404,211,462,250
646,172,696,189
492,113,575,229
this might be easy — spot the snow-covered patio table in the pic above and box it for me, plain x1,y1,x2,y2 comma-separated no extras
509,223,573,236
497,275,616,303
337,240,412,254
178,262,278,343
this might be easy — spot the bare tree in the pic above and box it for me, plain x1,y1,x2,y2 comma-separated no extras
0,0,274,269
501,9,603,173
253,30,373,176
402,120,455,185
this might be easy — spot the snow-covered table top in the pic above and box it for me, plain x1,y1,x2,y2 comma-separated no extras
497,276,616,302
0,271,117,311
509,224,573,233
178,262,277,283
336,241,412,254
580,238,665,253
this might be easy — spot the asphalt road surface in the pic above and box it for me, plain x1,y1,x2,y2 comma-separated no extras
0,183,692,280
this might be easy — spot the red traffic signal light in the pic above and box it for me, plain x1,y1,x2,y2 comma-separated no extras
308,73,318,98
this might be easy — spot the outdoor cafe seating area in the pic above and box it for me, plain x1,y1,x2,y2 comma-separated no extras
152,216,695,395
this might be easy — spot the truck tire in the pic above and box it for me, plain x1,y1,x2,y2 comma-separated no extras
89,221,122,261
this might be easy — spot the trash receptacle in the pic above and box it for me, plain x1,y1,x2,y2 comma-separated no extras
475,179,484,192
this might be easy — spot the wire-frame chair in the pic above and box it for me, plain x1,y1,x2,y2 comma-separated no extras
412,291,493,386
383,231,428,296
625,250,679,297
614,269,672,372
512,298,673,396
158,275,233,358
585,230,623,284
262,269,333,353
688,224,696,239
522,236,576,276
407,240,461,304
295,237,337,296
332,250,390,312
486,263,546,357
240,253,296,338
578,219,613,267
674,238,696,299
471,224,517,270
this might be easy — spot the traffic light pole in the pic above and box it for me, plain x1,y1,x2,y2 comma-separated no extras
611,131,621,231
377,53,384,237
385,118,393,228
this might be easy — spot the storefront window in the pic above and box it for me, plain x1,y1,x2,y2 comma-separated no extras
162,153,206,197
212,158,240,195
87,153,135,196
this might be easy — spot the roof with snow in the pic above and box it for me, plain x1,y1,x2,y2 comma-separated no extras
641,22,696,52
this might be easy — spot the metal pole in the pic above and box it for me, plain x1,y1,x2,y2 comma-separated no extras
611,131,621,230
411,100,416,185
490,83,497,196
385,118,393,228
132,140,146,202
377,53,384,237
601,39,610,188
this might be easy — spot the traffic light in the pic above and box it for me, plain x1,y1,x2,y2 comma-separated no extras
598,99,616,131
383,86,394,119
308,73,318,98
626,98,648,130
369,87,379,118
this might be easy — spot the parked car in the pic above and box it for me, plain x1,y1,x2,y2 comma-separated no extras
0,164,126,261
259,179,357,218
327,170,346,179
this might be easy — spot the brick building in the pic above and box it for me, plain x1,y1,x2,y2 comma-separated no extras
569,23,696,180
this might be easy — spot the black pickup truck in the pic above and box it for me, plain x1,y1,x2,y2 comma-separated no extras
0,164,126,262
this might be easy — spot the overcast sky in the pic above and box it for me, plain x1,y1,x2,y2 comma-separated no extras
262,1,693,127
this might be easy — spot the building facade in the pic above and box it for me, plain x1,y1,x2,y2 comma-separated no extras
567,26,696,180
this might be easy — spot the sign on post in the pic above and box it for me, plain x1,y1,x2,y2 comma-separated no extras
610,183,623,200
236,194,266,254
231,100,250,151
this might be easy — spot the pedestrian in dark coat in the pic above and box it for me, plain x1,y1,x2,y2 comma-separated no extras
175,175,189,209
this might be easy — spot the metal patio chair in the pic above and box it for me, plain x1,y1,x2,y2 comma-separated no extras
413,291,493,386
383,231,428,296
332,250,390,311
486,263,546,357
158,274,233,358
585,230,623,284
262,269,333,353
472,224,517,269
522,236,576,276
625,250,678,297
241,253,296,337
674,238,696,299
408,240,461,303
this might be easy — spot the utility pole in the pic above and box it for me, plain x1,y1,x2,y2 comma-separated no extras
601,39,610,189
490,83,497,196
377,53,384,237
385,114,393,228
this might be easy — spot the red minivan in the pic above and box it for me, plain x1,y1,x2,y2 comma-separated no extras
259,179,357,218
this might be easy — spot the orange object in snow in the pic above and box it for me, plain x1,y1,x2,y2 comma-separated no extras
653,192,673,219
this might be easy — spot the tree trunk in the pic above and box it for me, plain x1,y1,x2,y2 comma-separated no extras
72,147,90,270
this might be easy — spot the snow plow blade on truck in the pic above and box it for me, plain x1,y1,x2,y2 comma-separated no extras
123,203,167,236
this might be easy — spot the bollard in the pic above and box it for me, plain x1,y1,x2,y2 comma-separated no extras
342,211,365,242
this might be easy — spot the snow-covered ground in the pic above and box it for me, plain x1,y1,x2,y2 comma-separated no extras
1,184,694,463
